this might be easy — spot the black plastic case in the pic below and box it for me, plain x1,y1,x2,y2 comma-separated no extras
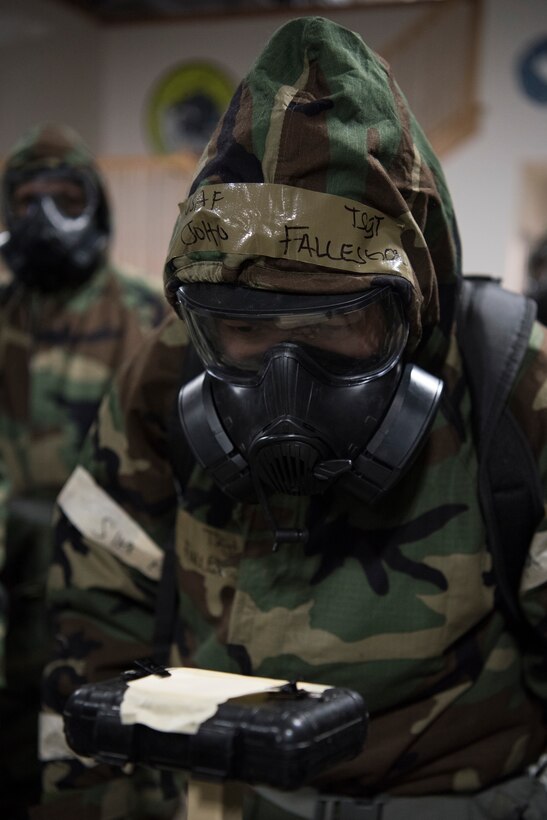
63,671,368,790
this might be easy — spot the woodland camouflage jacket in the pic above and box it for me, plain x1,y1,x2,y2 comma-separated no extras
38,17,547,819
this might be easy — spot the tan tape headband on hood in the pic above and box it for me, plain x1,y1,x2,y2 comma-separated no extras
167,183,423,291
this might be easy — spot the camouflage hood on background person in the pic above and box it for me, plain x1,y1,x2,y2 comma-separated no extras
164,15,461,366
1,122,110,237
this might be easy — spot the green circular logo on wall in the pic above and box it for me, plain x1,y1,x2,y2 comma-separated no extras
146,61,236,154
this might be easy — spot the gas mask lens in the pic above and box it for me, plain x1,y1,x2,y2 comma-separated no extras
2,164,108,292
177,284,408,382
8,167,97,233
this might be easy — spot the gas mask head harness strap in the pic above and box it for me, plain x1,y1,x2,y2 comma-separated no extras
1,165,109,292
176,282,443,549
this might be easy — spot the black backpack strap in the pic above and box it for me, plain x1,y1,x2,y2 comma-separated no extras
457,277,544,649
152,536,179,665
152,343,204,664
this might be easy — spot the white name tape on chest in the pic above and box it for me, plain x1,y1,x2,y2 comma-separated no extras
58,466,163,580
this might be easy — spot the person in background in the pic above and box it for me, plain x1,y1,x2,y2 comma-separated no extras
36,17,547,820
0,123,169,818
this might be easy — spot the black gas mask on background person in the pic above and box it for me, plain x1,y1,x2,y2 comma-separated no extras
177,282,443,546
0,165,109,292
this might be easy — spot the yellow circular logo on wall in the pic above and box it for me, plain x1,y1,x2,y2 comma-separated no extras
146,61,236,154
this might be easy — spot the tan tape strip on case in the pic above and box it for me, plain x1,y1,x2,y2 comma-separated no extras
120,667,328,733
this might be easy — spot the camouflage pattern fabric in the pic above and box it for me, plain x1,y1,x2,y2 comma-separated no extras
37,17,547,820
0,123,169,812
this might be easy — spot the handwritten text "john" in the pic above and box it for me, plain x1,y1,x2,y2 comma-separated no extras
180,219,229,248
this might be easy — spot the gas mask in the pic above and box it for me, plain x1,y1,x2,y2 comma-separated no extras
177,283,443,546
1,166,109,292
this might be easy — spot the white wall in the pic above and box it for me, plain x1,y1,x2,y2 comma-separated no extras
0,0,546,288
0,0,101,151
441,0,547,288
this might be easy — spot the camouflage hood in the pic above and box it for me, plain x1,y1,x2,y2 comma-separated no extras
164,16,461,362
2,122,110,236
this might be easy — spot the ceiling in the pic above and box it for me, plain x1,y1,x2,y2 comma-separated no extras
58,0,446,25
